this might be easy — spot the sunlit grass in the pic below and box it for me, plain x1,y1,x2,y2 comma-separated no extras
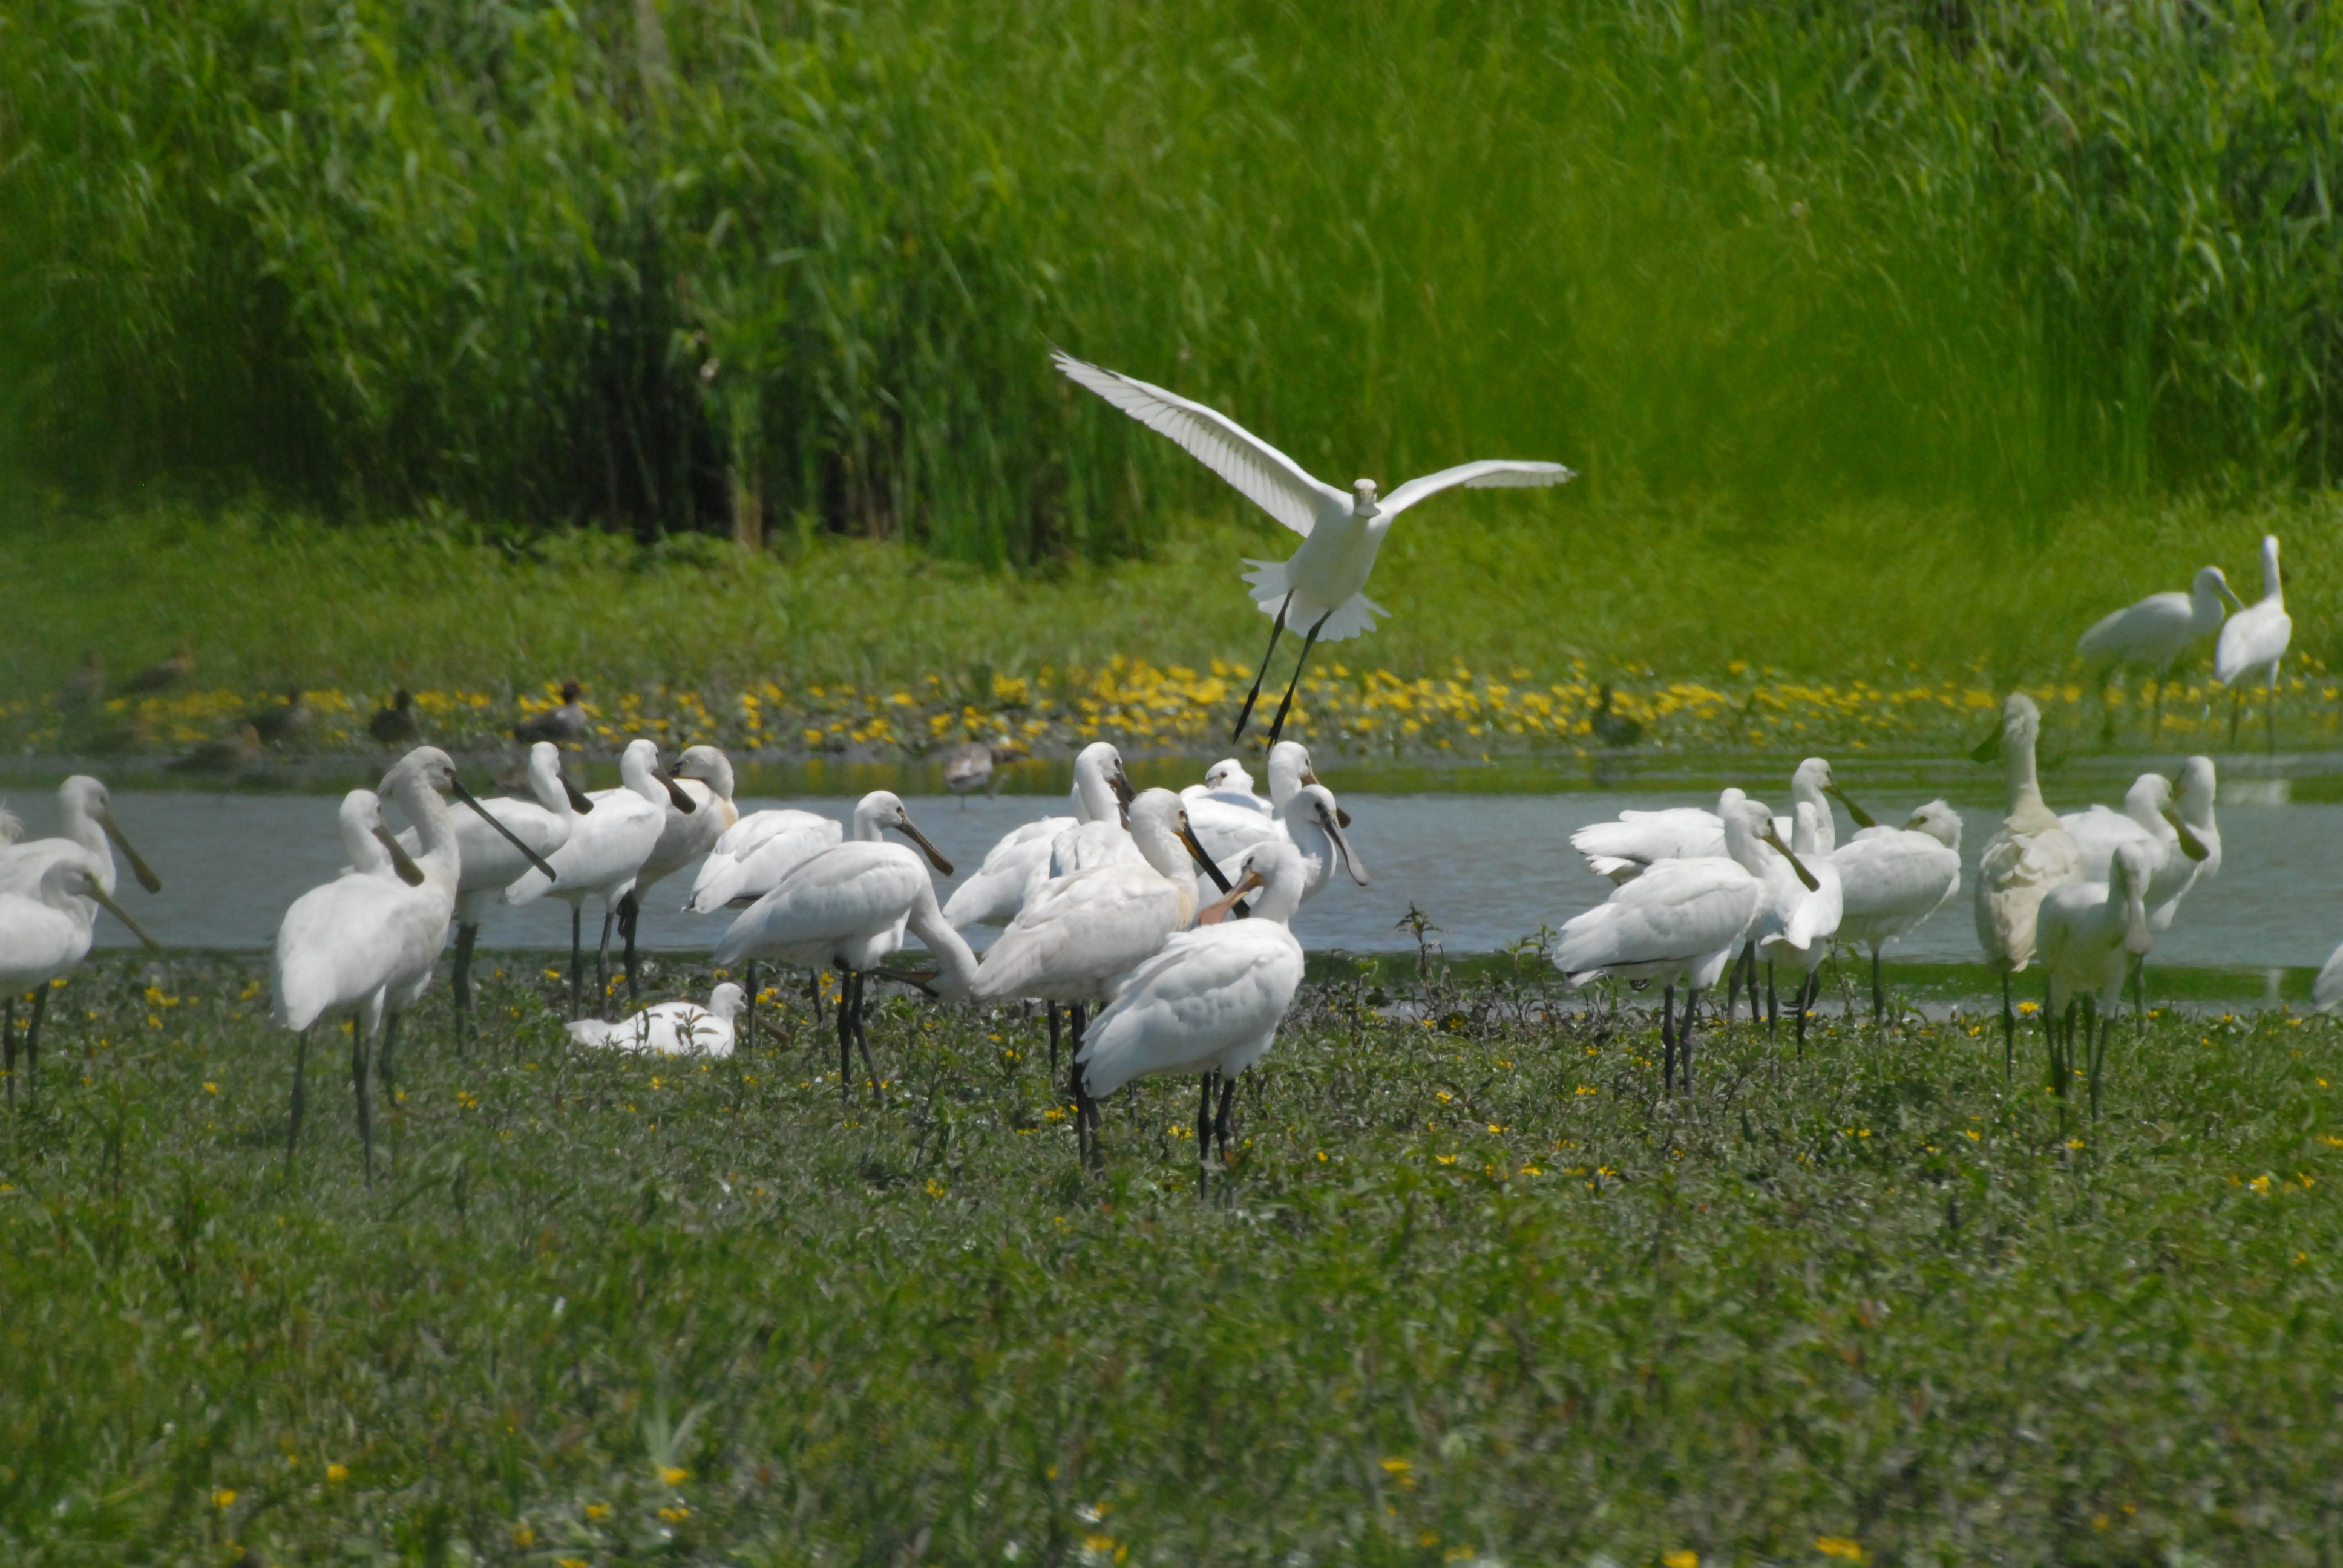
4,953,2339,1561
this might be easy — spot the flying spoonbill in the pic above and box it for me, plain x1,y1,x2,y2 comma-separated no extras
1052,350,1575,743
2214,534,2291,752
1075,840,1311,1197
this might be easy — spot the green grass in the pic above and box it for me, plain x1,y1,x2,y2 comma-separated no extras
5,953,2341,1564
5,0,2341,552
5,492,2340,708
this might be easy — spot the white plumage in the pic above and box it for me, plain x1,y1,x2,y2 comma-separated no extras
1971,694,2083,1050
2214,534,2292,750
1208,781,1366,906
2036,840,2157,1113
568,984,746,1057
942,742,1132,928
1831,800,1962,1019
1757,801,1844,1041
1053,350,1573,742
0,854,160,1096
1185,742,1319,865
686,809,843,913
2077,566,2237,671
0,774,163,905
505,737,685,1013
1570,756,1866,883
2060,771,2209,922
632,745,739,905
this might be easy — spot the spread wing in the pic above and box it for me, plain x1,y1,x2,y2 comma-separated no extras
1053,350,1341,537
1378,460,1575,520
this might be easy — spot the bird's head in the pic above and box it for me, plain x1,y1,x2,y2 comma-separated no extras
1352,479,1381,519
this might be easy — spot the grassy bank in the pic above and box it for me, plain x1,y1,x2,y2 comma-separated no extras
5,0,2341,549
3,953,2339,1563
5,496,2341,763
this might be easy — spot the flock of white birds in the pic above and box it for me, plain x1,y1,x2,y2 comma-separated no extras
0,354,2321,1189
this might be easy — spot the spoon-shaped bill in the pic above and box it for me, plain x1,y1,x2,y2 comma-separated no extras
1761,824,1821,892
1198,867,1267,926
85,877,164,952
1823,783,1876,829
565,779,596,814
373,825,427,886
448,777,560,881
1319,800,1368,886
2161,806,2210,863
99,809,163,893
653,764,697,814
890,811,954,876
1179,817,1234,893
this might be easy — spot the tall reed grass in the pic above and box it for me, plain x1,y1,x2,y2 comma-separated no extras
3,1,2338,560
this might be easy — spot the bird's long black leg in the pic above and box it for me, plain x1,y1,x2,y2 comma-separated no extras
1265,613,1334,748
837,973,855,1105
569,906,585,1020
742,960,758,1055
619,890,641,1006
24,987,45,1102
1794,970,1813,1057
1722,949,1743,1025
2267,666,2280,754
1230,601,1291,742
451,922,477,1056
4,996,15,1107
1871,948,1886,1027
1067,1004,1088,1115
596,910,616,1012
1765,962,1778,1038
1215,1073,1238,1168
1047,1005,1061,1096
379,1014,399,1110
2131,955,2147,1036
286,1029,309,1174
2001,973,2014,1078
2228,687,2243,748
854,972,882,1100
1659,984,1676,1089
1196,1073,1215,1198
350,1018,374,1186
1682,990,1700,1094
2089,998,2106,1120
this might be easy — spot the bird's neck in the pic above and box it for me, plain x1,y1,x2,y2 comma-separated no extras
905,884,983,999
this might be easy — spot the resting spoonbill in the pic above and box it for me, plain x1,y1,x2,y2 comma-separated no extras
942,742,1133,927
1052,350,1575,744
0,774,163,901
972,789,1214,1134
1,857,162,1103
2077,566,2238,739
506,738,692,1016
617,745,738,990
396,740,591,1044
2036,840,2155,1119
1571,756,1872,884
1971,694,2083,1070
567,984,746,1057
1757,802,1844,1049
1182,759,1268,816
715,791,977,1103
1075,840,1310,1197
1830,800,1963,1022
2214,534,2291,751
1553,795,1815,1093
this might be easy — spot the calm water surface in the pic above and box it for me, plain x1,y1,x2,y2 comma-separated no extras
26,779,2341,971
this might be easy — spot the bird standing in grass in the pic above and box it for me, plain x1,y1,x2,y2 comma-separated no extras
943,742,1133,929
1051,350,1575,744
1830,800,1963,1023
1971,694,2083,1071
249,688,313,745
620,746,739,990
1075,840,1309,1196
2076,565,2237,741
2036,840,2156,1119
1,858,162,1104
2214,534,2291,753
0,775,163,904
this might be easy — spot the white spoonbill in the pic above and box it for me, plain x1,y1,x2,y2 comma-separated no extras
1184,741,1330,866
686,810,843,913
567,983,746,1057
1052,350,1575,744
1207,781,1366,908
617,745,738,993
942,742,1133,928
1183,758,1267,815
505,737,694,1016
1971,694,2084,1068
2214,534,2292,752
1830,800,1963,1022
1570,757,1872,883
0,856,162,1103
1757,801,1844,1050
395,739,591,1042
0,774,163,902
1075,840,1310,1196
2155,756,2222,930
275,753,548,1179
971,789,1214,1127
2063,760,2218,1018
2077,566,2239,739
1553,796,1815,1094
2036,840,2155,1119
715,791,978,1102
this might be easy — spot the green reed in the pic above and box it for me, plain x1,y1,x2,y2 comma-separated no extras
4,1,2340,561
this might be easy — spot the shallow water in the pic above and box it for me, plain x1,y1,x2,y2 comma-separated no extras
24,779,2339,972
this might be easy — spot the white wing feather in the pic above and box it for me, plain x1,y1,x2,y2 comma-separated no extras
1378,459,1575,519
